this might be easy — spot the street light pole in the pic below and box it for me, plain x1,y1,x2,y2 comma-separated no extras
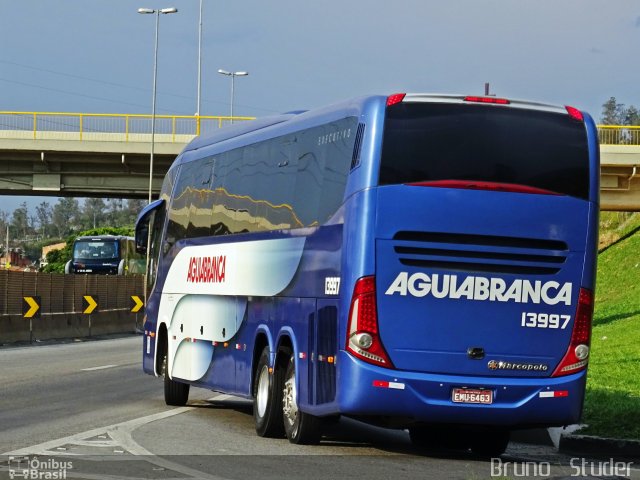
138,7,178,204
217,69,248,124
196,0,203,117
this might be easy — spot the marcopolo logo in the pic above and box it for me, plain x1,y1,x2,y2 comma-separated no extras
488,360,549,372
385,272,573,306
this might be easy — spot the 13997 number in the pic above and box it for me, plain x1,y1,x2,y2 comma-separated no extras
521,312,571,329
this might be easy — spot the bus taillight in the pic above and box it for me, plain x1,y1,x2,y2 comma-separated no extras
565,106,584,122
552,288,593,377
386,93,406,107
346,276,394,369
463,96,510,105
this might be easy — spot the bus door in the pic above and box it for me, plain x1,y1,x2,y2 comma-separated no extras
135,199,166,296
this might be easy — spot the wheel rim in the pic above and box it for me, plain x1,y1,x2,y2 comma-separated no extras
256,365,270,418
282,370,297,427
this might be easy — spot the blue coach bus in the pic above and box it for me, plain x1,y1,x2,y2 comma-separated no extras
65,235,144,275
136,93,599,455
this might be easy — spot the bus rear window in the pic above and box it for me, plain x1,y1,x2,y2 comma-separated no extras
380,103,589,200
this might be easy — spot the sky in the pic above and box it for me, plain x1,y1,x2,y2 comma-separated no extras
1,0,639,213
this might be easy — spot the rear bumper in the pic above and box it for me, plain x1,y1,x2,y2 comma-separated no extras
336,351,585,428
72,263,118,274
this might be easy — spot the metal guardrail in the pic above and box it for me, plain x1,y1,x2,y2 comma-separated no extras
598,125,640,146
0,111,255,143
0,112,637,146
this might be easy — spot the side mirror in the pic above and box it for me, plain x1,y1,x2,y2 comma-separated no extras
135,199,165,255
135,222,149,254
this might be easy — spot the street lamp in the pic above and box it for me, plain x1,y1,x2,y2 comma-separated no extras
138,7,178,204
217,69,248,124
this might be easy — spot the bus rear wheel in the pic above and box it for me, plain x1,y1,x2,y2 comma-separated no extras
253,347,285,437
162,352,189,406
282,354,321,444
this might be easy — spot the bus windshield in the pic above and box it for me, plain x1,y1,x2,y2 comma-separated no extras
73,240,118,260
379,103,589,199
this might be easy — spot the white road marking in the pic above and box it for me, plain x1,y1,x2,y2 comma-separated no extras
81,364,118,371
3,407,191,456
3,407,230,480
209,394,236,402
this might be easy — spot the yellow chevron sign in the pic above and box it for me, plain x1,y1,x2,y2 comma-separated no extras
83,295,98,314
23,296,41,318
131,295,144,313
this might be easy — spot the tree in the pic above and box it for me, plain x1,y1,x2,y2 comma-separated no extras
104,198,141,228
601,97,640,126
52,198,80,237
601,97,625,125
81,198,107,230
106,198,124,226
125,199,145,224
35,201,52,237
624,105,640,126
11,202,29,240
0,210,7,256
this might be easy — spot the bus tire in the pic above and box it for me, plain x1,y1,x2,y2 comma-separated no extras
282,354,321,444
470,429,510,457
162,352,189,406
253,347,285,438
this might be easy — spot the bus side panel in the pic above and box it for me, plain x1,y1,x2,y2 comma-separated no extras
142,331,155,374
313,301,339,405
273,297,315,408
142,290,161,375
197,339,236,392
233,298,271,397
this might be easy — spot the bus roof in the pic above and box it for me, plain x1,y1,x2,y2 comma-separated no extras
178,95,378,160
182,113,299,153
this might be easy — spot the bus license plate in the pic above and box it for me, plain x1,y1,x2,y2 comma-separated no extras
452,388,493,404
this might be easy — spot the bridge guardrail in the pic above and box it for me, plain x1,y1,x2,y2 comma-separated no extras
0,111,254,143
598,125,640,146
0,112,637,147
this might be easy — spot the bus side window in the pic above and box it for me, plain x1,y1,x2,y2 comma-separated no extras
166,168,193,252
293,117,357,226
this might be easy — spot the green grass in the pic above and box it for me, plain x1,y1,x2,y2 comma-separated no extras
580,228,640,440
598,211,640,251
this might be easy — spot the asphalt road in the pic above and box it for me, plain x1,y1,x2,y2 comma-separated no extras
0,335,637,480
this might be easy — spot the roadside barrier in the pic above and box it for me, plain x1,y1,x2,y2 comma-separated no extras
0,270,144,344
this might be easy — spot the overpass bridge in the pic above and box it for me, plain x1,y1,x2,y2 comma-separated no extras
0,111,638,210
0,111,253,199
